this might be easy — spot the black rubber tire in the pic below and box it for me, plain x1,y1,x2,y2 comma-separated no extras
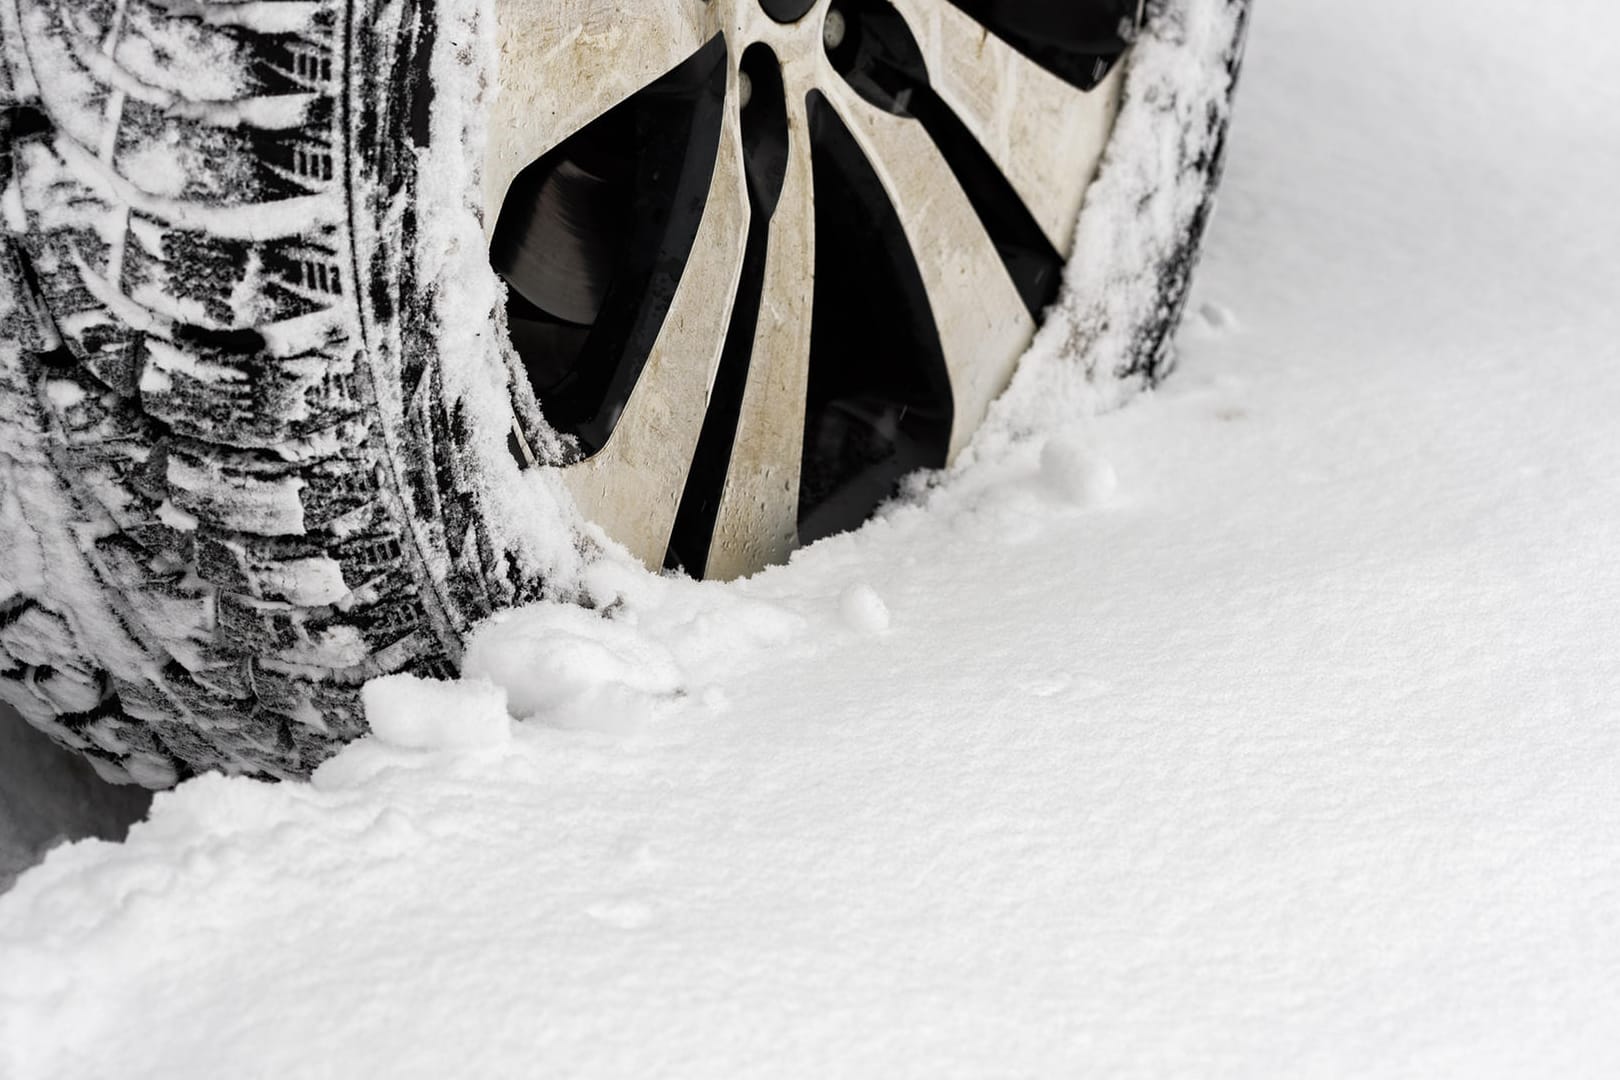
0,0,1248,787
1121,0,1251,385
0,0,569,786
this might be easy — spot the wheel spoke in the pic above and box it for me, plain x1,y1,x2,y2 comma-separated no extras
702,93,817,580
485,0,710,231
561,102,750,567
817,75,1035,458
883,0,1123,254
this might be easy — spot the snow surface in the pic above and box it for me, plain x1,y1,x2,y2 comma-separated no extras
5,1,1620,1075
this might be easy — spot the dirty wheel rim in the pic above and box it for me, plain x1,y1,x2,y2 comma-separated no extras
488,0,1139,579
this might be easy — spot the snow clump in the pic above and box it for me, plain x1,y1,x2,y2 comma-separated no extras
463,603,684,733
361,674,510,750
839,583,892,634
1040,434,1119,506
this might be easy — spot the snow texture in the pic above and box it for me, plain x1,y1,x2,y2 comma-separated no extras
5,0,1620,1076
361,674,511,751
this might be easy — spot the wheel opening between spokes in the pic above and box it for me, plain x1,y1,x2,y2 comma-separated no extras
490,36,728,459
797,91,954,548
943,0,1139,91
825,0,1067,315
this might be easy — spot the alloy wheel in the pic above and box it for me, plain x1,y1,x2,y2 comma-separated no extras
489,0,1139,579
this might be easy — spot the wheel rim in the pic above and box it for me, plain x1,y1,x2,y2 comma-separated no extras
488,0,1137,579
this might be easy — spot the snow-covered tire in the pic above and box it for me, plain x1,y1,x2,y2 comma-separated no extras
1,0,1248,787
0,0,568,786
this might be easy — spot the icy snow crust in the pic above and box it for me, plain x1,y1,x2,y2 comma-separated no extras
6,0,1620,1076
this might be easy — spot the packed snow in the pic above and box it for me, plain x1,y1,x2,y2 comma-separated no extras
5,0,1620,1076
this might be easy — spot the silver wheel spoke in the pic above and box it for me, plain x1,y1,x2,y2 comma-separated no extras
561,103,750,566
485,0,709,233
818,74,1035,458
702,93,817,581
884,0,1124,255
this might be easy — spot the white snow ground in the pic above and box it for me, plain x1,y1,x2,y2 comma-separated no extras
4,1,1620,1075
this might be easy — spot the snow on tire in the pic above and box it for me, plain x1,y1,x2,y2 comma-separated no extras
0,0,570,784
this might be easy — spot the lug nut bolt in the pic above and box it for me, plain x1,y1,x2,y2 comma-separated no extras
823,9,847,50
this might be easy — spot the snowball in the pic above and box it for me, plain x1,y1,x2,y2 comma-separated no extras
839,583,891,635
1040,436,1118,506
361,674,511,750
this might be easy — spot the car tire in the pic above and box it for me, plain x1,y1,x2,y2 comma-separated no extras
0,0,1248,786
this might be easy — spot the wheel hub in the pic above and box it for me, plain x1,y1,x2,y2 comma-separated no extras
488,0,1136,579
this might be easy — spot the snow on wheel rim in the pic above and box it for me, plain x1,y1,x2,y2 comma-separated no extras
486,0,1136,579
